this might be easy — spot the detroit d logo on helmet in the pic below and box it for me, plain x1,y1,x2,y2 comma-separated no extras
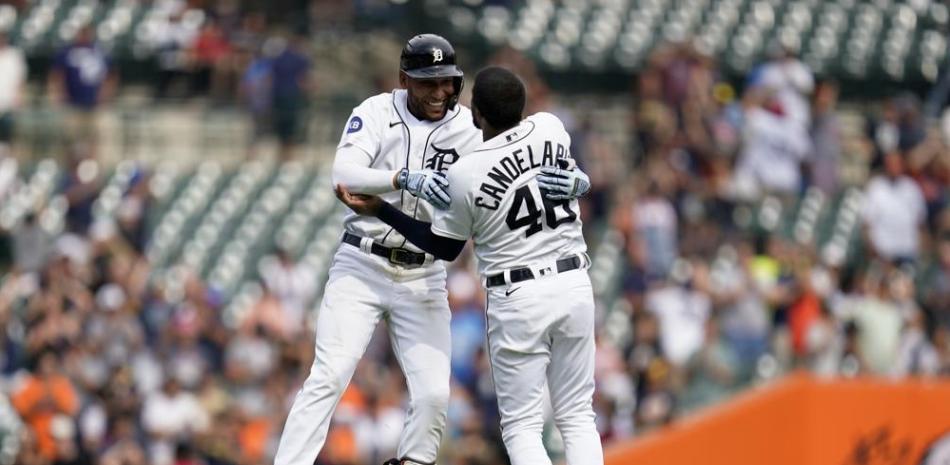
425,144,458,172
432,49,443,63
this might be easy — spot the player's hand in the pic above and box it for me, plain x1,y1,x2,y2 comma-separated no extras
335,184,383,216
537,160,590,200
396,169,451,210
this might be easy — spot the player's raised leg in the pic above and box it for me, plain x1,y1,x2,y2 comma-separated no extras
387,269,453,464
546,272,603,465
274,249,387,465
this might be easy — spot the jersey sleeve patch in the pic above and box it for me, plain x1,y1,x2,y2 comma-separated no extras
346,116,363,133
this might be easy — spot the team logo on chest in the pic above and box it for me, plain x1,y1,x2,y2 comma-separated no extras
425,143,459,172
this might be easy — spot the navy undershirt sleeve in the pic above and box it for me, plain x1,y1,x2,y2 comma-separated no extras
377,203,466,261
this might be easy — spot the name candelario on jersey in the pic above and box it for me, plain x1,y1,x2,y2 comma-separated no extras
474,140,567,211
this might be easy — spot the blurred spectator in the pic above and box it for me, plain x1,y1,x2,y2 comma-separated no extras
10,350,80,461
0,395,24,465
230,12,268,55
115,171,153,253
190,19,233,101
141,378,210,465
836,268,904,375
865,94,927,170
633,68,678,163
0,31,26,146
630,180,678,279
172,442,204,465
53,415,91,465
634,358,676,432
165,322,212,390
713,239,778,377
47,25,116,151
13,213,52,275
680,318,739,412
224,324,277,384
804,305,845,376
921,229,950,327
269,32,312,160
0,145,17,203
61,146,104,235
49,413,93,465
647,41,707,117
644,260,712,368
748,41,814,129
154,8,198,100
810,79,842,195
447,267,485,391
352,392,404,464
442,403,500,465
861,153,927,263
240,285,295,343
839,320,870,377
733,88,812,199
100,416,147,465
906,111,950,224
892,307,940,377
257,247,317,337
239,43,274,158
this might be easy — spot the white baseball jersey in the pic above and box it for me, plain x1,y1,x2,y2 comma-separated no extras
337,89,482,252
432,112,587,277
433,112,602,465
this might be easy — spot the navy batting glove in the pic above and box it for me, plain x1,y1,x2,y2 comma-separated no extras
537,165,590,200
397,169,451,210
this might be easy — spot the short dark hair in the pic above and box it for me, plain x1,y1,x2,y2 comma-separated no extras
472,66,525,129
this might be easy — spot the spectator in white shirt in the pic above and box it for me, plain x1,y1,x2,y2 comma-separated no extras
257,248,317,336
862,153,927,263
141,378,210,465
753,42,814,130
734,90,812,198
645,259,713,367
0,31,26,146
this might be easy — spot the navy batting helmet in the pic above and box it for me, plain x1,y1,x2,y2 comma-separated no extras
400,34,464,110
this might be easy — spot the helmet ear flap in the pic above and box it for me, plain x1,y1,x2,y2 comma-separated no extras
448,76,464,111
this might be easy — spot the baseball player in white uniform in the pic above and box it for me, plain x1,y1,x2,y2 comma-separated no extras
274,37,591,465
335,66,603,465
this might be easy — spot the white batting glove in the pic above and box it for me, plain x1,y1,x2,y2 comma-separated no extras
537,160,590,200
396,168,451,210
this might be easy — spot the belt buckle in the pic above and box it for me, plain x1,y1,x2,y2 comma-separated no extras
388,247,415,267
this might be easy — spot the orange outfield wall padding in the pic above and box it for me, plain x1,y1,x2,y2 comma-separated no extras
604,373,950,465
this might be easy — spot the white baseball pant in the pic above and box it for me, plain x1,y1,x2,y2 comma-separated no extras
485,268,603,465
274,244,451,465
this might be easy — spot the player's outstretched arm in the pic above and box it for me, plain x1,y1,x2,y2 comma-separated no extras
331,146,402,195
536,158,591,200
334,185,465,261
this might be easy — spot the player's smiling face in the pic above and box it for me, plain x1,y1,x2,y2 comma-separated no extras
402,74,455,121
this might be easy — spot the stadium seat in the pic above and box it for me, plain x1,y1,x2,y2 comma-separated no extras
0,159,60,231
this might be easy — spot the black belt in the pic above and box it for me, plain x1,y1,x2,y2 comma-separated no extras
342,232,427,267
486,255,584,288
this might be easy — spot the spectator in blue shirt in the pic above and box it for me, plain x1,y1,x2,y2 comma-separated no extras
269,32,312,160
48,26,117,153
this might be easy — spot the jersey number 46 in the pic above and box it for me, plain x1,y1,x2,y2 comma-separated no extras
505,185,577,238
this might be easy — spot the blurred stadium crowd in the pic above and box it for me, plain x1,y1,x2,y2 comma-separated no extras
0,1,949,465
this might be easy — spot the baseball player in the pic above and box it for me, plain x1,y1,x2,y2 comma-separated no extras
335,66,603,465
274,36,591,465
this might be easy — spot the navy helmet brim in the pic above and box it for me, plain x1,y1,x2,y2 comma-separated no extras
403,65,464,80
